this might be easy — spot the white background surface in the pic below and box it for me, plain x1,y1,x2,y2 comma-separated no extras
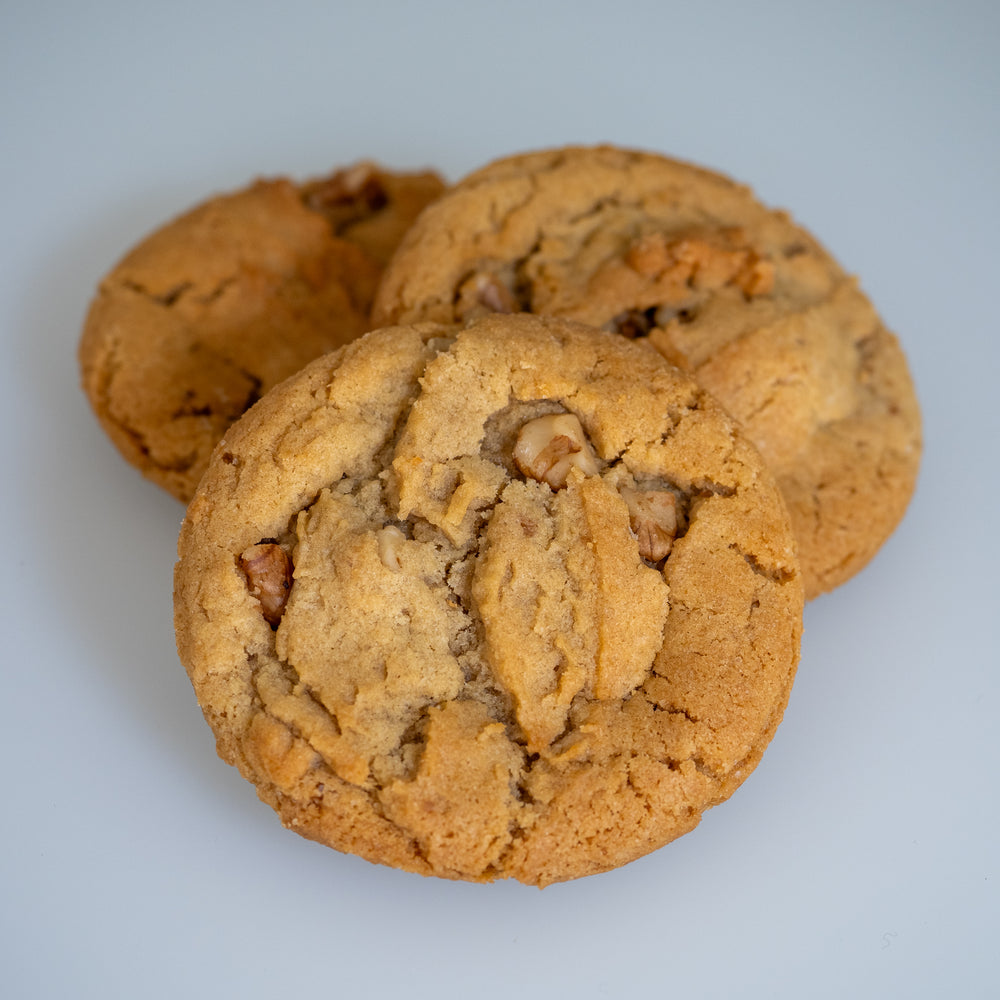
2,2,997,997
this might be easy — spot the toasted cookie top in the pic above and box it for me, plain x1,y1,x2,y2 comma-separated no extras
174,314,803,885
79,162,445,502
372,145,921,598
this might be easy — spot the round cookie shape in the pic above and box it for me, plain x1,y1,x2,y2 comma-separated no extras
79,162,446,502
372,145,922,599
174,314,804,886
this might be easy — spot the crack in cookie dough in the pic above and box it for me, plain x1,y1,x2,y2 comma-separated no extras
175,314,803,885
372,145,921,599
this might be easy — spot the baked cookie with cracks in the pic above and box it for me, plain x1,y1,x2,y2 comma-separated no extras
174,314,803,885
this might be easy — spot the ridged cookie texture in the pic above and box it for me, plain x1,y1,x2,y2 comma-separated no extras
372,145,922,599
79,162,445,502
174,314,804,886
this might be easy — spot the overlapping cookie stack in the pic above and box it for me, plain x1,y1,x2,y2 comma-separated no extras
79,146,921,886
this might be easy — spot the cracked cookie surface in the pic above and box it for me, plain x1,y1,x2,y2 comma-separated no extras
79,162,446,501
174,314,803,885
372,145,922,598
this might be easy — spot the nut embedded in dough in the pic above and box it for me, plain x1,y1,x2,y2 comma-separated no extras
238,542,292,627
376,525,406,571
301,161,389,224
512,413,598,489
455,270,522,320
621,487,681,563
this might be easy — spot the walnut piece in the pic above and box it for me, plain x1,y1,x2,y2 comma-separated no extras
513,413,598,490
238,542,293,627
455,270,521,320
475,273,519,313
621,488,680,563
376,525,406,572
301,162,388,229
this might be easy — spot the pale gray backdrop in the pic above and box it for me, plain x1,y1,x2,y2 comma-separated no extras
2,1,997,997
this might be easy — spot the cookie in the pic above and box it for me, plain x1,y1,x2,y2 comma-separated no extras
372,145,922,599
173,313,803,886
79,162,446,502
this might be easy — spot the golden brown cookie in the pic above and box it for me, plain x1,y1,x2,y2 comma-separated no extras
173,314,803,886
372,145,921,599
79,162,446,502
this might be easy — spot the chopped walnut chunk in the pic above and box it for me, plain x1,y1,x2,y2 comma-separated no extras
301,162,388,229
477,273,519,314
621,488,680,563
376,525,406,572
513,413,598,490
238,542,293,627
454,270,522,320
